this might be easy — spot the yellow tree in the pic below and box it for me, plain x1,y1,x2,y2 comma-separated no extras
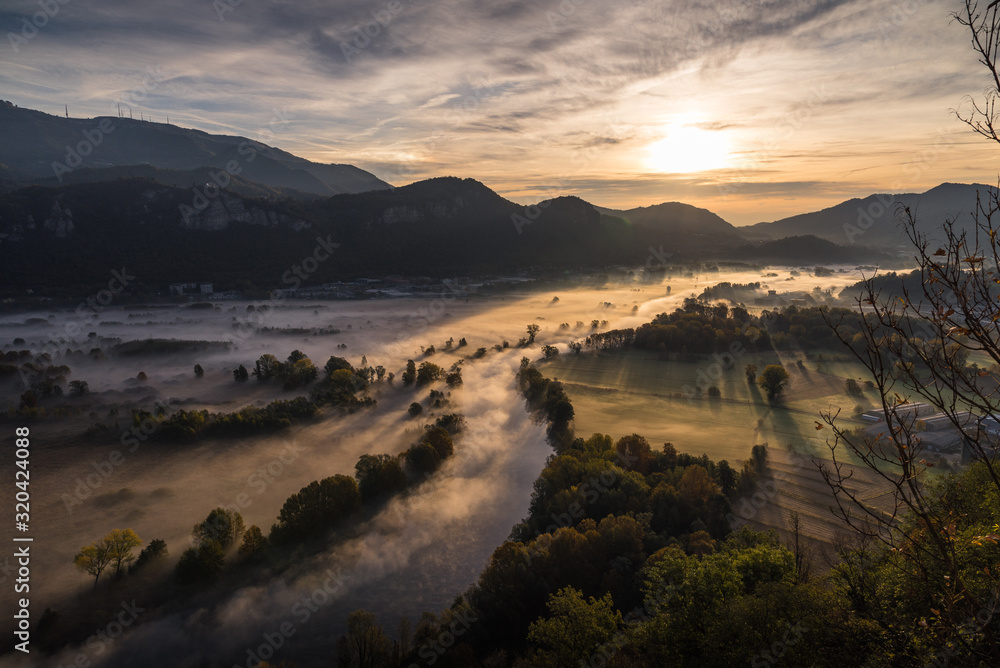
74,540,112,586
105,528,142,577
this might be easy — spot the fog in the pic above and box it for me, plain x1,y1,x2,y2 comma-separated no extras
0,265,868,667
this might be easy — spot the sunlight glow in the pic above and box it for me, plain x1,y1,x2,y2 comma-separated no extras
646,124,732,174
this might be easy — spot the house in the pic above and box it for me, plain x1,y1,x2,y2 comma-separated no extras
861,410,883,423
169,282,201,296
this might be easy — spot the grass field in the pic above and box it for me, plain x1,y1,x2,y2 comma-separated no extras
543,348,879,463
543,348,893,552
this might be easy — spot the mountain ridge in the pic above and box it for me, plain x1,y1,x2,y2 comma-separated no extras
740,183,998,245
0,100,391,197
0,175,890,294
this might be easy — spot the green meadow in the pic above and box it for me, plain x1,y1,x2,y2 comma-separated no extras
543,348,880,465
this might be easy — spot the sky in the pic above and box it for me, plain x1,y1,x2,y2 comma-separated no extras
1,0,997,225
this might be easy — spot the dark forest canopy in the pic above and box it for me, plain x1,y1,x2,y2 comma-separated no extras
586,300,865,355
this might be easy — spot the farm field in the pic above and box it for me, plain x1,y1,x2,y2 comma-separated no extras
543,348,880,462
543,347,895,551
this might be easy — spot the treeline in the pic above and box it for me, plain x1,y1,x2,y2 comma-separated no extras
579,300,867,355
47,410,465,657
269,420,460,545
173,414,465,583
110,338,232,356
517,359,575,450
2,348,74,417
141,397,321,441
759,305,863,350
632,298,769,354
698,281,762,302
122,355,379,443
332,367,1000,666
56,415,467,644
232,349,320,390
334,370,789,667
837,269,926,301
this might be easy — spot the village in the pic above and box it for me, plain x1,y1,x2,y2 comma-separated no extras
861,401,1000,468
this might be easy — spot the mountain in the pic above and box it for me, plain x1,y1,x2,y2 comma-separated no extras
23,164,319,201
1,175,878,294
597,201,740,237
0,176,726,291
0,101,390,196
741,183,998,246
728,235,886,264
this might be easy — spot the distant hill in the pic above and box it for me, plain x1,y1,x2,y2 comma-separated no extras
0,101,390,197
728,235,888,264
24,164,318,201
0,176,885,294
596,201,741,237
741,183,998,246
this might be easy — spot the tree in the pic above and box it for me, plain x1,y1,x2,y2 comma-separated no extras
445,368,463,387
253,354,281,382
233,364,249,382
716,460,737,497
788,511,811,583
415,362,444,386
526,323,541,344
344,610,390,668
744,363,757,384
401,360,416,386
193,508,245,549
238,525,268,555
407,402,423,417
19,389,38,409
193,364,204,378
105,528,142,577
74,541,112,587
615,433,651,474
68,379,89,396
526,587,622,668
283,357,318,390
325,356,354,376
541,345,559,359
355,454,407,502
175,541,225,584
813,7,1000,659
844,378,863,396
74,528,141,585
130,538,167,574
419,427,454,462
955,0,1000,146
679,465,719,506
271,475,361,542
757,364,789,400
405,442,441,475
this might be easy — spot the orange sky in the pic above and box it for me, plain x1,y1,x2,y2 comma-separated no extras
2,0,996,224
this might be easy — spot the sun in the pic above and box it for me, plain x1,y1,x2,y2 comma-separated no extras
646,125,732,174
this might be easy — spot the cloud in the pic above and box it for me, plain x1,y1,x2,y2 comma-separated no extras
0,0,994,222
